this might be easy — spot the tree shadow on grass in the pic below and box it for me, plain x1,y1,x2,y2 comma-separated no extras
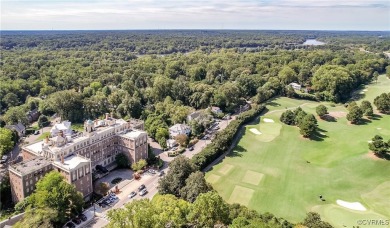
369,114,382,121
310,128,328,141
266,101,281,107
373,153,390,161
356,118,372,126
322,114,337,122
227,145,247,158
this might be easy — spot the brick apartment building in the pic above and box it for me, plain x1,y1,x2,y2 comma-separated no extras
9,114,148,203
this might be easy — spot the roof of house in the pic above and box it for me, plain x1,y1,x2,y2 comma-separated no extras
187,110,203,119
120,130,147,140
169,124,190,132
211,106,221,111
6,123,25,133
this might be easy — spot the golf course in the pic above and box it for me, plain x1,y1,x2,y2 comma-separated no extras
205,75,390,227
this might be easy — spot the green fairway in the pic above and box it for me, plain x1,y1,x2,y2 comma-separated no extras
206,75,390,226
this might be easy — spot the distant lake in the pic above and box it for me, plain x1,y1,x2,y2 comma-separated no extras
303,39,325,46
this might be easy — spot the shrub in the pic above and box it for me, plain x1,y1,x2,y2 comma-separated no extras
192,105,265,170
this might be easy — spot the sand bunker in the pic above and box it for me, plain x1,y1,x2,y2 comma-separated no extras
328,111,347,118
377,128,382,130
250,128,262,135
263,118,275,123
336,200,367,211
363,89,368,92
359,92,365,94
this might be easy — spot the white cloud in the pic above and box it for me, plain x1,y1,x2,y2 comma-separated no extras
1,0,389,30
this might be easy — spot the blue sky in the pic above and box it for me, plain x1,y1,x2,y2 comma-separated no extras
1,0,389,30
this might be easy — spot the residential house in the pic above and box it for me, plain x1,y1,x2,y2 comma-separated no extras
289,82,302,90
26,108,40,123
169,124,191,138
211,106,222,114
6,123,26,137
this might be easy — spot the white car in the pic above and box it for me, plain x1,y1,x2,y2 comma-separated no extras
139,189,148,196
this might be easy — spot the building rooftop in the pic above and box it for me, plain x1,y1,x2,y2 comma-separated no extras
9,157,51,176
53,154,90,171
120,130,147,139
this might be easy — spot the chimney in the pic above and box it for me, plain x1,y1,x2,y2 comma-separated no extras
45,135,49,144
110,112,113,118
61,155,64,164
105,113,109,120
59,130,64,138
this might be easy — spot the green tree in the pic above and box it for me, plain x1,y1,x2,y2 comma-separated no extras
0,128,15,156
190,120,204,137
316,105,328,118
2,92,20,108
302,212,333,228
280,110,295,125
107,199,155,228
369,135,389,156
158,155,197,197
180,171,211,203
96,182,110,196
3,105,29,126
46,90,83,122
187,191,230,227
373,71,379,83
151,194,190,227
38,115,50,128
299,114,317,138
175,134,189,148
156,127,169,149
346,105,363,124
374,93,390,114
131,159,147,171
14,206,58,228
26,171,84,224
360,100,374,117
115,153,130,168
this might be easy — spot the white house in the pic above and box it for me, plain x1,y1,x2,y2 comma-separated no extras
289,82,302,90
169,124,191,138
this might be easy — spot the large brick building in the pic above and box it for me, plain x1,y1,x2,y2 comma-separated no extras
9,114,148,203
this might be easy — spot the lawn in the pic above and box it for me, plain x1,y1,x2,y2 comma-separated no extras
206,75,390,226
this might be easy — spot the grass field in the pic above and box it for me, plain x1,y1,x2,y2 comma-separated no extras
206,75,390,226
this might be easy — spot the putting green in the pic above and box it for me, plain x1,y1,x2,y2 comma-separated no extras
312,204,389,227
245,121,282,143
206,75,390,224
242,170,264,186
228,185,254,206
218,164,234,175
206,174,221,184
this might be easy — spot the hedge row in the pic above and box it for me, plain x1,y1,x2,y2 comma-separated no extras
192,104,266,170
293,92,318,101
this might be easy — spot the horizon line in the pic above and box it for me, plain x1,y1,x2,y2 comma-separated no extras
1,29,390,32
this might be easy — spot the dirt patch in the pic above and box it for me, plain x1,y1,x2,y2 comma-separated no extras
367,152,381,161
328,111,347,118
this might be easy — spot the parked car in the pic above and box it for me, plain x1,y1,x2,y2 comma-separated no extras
188,146,194,151
0,155,8,164
96,165,108,173
72,217,81,225
33,130,40,135
148,169,156,174
139,189,148,196
158,171,165,177
138,184,146,191
65,222,76,228
110,195,118,200
128,191,137,198
79,214,87,222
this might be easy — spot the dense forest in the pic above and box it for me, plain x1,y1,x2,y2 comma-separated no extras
0,30,389,144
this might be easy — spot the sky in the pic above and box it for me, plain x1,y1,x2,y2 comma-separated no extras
1,0,389,31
